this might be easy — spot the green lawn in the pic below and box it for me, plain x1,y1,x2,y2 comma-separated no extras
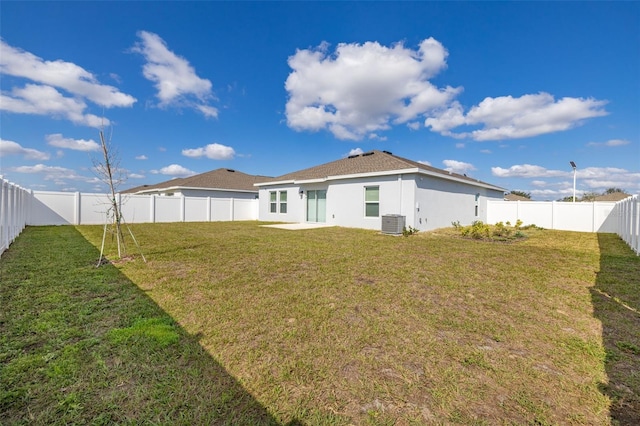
1,223,638,425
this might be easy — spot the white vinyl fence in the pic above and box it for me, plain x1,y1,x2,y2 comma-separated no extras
616,195,639,255
487,198,639,254
2,188,639,257
27,191,259,226
487,200,619,233
0,177,30,257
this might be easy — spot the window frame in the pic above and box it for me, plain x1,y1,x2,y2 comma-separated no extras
364,186,380,218
279,190,287,214
269,191,277,213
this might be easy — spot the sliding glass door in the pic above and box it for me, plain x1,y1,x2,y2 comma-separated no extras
306,190,327,223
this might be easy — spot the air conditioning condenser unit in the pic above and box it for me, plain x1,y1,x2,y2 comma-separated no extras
381,214,405,235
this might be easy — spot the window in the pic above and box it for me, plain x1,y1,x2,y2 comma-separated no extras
364,186,379,217
279,191,287,213
269,191,277,213
269,190,287,214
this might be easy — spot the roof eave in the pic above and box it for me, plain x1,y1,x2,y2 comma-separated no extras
254,179,297,187
416,168,506,192
255,167,505,192
135,185,257,194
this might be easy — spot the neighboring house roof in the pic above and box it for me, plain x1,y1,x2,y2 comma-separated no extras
504,193,531,201
255,150,505,191
592,192,632,202
122,168,272,194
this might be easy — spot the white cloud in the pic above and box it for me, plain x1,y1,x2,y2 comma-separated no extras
182,143,235,160
0,39,136,108
348,148,364,156
426,93,608,141
128,173,145,179
46,133,99,151
285,38,461,140
133,31,218,118
442,159,476,175
0,138,50,160
529,188,574,199
587,139,630,147
196,104,219,118
480,149,492,154
418,160,431,166
494,164,640,197
151,164,196,176
0,84,107,127
368,133,387,141
455,143,465,149
491,164,568,178
135,155,148,160
11,163,84,181
407,122,421,131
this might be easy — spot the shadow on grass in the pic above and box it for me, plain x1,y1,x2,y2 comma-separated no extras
0,226,300,425
593,233,640,425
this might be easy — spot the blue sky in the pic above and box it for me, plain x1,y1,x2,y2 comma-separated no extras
1,1,638,200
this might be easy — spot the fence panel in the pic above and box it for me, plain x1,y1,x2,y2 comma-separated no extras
617,195,639,255
29,191,76,226
120,194,154,223
234,198,259,221
211,198,232,221
184,197,208,222
154,197,183,223
1,177,29,257
519,202,554,229
553,202,595,232
79,193,112,224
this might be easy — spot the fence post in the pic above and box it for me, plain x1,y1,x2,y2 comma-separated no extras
150,195,156,223
633,197,639,254
9,182,16,243
207,196,211,222
75,192,81,225
230,198,235,221
1,178,7,253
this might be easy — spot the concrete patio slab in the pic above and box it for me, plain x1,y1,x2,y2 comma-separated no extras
261,223,335,230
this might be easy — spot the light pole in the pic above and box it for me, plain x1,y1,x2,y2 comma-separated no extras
570,161,577,202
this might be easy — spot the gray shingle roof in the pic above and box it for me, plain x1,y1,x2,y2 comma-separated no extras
504,193,531,201
122,168,271,194
257,150,504,191
592,192,631,202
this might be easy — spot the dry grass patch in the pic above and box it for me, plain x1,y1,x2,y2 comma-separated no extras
3,222,638,425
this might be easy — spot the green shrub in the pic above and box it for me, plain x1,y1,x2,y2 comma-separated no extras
402,226,419,237
460,221,491,239
492,221,513,238
456,220,538,242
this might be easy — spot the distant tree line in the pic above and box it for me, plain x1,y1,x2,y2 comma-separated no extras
557,187,627,202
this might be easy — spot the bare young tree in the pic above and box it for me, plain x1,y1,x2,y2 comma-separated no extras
93,126,145,265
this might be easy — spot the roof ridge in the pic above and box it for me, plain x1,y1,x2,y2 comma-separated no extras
263,149,503,191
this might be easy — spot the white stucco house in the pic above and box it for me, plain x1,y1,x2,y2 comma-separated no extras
255,150,506,232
